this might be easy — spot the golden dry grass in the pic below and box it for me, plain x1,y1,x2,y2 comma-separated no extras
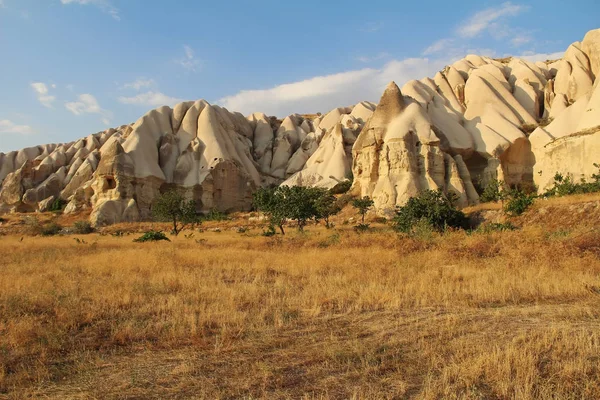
1,206,600,398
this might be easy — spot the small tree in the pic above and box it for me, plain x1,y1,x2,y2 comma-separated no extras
480,179,504,203
314,189,341,228
152,190,200,236
352,196,374,224
254,186,342,233
253,186,287,234
278,186,321,232
393,190,467,233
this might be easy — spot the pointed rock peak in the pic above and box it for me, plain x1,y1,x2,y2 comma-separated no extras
370,81,405,127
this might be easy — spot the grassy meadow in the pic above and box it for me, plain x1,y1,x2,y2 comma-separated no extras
1,197,600,398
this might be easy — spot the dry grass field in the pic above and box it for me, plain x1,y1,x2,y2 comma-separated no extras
1,197,600,399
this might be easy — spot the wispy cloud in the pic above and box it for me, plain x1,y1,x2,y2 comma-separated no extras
518,51,564,63
356,52,391,63
360,22,384,33
422,2,529,59
176,45,200,72
457,2,527,38
65,93,112,125
122,78,156,91
31,82,56,108
511,34,532,47
118,91,183,107
218,57,449,116
422,38,456,56
0,119,35,135
60,0,120,21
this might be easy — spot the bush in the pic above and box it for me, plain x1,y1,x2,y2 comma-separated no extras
352,197,374,224
480,179,504,203
543,165,600,197
253,186,340,234
41,222,62,236
477,222,517,233
133,231,171,242
503,190,535,216
48,198,67,213
330,180,352,195
353,223,370,233
393,190,467,233
73,221,94,234
152,190,200,236
261,225,276,237
204,209,228,221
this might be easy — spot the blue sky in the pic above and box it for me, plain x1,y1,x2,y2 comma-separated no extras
0,0,598,153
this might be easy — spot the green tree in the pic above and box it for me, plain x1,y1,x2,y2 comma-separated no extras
393,190,467,233
253,186,341,234
352,196,374,224
278,186,322,232
152,190,200,236
253,186,288,234
480,179,505,203
314,189,341,228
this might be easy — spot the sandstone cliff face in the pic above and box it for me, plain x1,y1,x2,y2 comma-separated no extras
1,28,600,223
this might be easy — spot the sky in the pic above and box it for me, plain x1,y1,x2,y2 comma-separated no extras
0,0,598,153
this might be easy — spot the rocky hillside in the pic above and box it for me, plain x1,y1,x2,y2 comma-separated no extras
1,29,599,225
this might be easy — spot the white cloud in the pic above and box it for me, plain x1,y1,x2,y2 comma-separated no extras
458,2,527,38
0,1,5,8
65,93,112,124
511,34,532,47
518,51,564,63
60,0,120,21
360,22,384,33
218,57,449,116
422,38,455,56
118,91,184,107
0,119,35,135
31,82,56,108
176,45,200,72
356,52,391,63
65,94,102,115
122,78,155,90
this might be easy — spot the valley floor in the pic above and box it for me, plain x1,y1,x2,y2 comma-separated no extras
1,197,600,399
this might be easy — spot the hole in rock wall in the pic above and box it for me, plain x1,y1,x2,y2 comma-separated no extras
105,176,116,190
464,153,492,193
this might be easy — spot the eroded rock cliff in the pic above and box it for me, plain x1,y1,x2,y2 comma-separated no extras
1,28,600,223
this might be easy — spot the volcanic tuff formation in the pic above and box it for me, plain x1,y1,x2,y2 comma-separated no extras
1,29,600,224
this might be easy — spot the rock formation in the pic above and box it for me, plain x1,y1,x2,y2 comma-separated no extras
1,28,600,222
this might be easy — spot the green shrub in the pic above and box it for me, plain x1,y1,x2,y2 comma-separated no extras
48,198,66,213
73,221,94,234
133,231,171,242
261,225,276,237
204,209,228,221
543,165,600,197
393,190,467,233
330,180,352,195
253,186,340,234
477,222,517,233
351,196,374,224
353,223,370,233
41,222,62,236
410,218,437,240
480,179,504,203
152,190,200,236
503,190,535,216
